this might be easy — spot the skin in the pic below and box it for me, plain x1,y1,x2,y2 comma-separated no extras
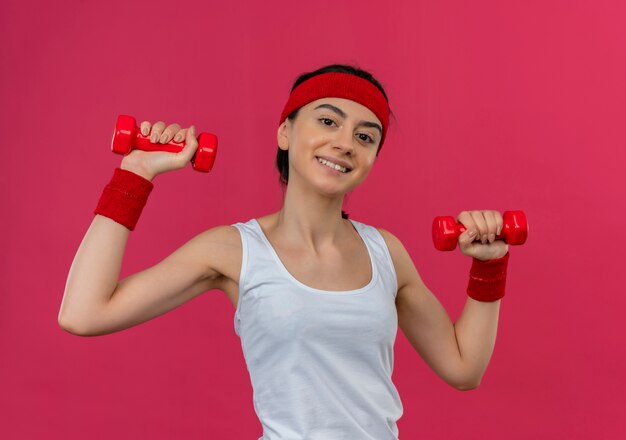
273,97,382,252
59,95,509,391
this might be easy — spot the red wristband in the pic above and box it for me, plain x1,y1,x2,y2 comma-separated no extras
467,252,510,302
94,168,154,231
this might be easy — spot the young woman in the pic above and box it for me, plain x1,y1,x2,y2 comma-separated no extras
59,64,510,440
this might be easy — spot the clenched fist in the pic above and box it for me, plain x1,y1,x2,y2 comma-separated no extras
456,210,509,261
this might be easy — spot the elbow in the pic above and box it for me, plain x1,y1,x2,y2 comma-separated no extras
58,315,89,336
455,378,481,391
456,383,480,391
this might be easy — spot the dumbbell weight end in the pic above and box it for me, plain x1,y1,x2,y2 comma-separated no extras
432,210,528,251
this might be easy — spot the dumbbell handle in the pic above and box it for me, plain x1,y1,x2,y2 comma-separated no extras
432,210,529,251
111,114,218,172
133,133,187,154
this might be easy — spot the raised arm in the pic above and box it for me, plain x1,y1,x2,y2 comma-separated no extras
58,119,235,336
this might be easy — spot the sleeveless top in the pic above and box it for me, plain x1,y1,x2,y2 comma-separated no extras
231,218,404,440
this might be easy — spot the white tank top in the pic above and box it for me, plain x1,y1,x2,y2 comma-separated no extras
231,218,404,440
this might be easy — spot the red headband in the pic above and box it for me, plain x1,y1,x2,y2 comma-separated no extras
279,72,389,149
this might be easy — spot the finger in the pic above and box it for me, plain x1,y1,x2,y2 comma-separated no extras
495,211,504,236
140,121,152,136
150,121,166,143
483,211,498,243
174,125,199,167
160,123,182,144
470,211,489,244
185,125,198,150
173,128,187,143
456,211,476,231
456,211,477,243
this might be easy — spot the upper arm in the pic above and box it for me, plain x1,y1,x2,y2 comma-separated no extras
378,228,469,389
77,225,241,336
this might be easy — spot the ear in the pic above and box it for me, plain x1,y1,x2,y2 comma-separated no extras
277,121,289,151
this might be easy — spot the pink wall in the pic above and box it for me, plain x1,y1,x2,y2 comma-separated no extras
1,0,624,438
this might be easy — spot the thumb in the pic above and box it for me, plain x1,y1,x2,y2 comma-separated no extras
178,125,199,163
459,228,478,248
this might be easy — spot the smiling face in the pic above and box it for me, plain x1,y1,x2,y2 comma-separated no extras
277,97,383,196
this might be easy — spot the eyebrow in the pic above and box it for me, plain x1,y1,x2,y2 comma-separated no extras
314,103,383,137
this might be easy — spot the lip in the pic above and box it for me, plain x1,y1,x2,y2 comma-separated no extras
317,158,347,175
315,155,353,171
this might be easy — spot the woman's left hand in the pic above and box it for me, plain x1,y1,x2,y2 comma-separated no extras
457,210,509,261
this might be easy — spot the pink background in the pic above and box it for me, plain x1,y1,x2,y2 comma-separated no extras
1,0,625,438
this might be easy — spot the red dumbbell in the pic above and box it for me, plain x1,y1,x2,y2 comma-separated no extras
111,114,218,172
432,210,528,251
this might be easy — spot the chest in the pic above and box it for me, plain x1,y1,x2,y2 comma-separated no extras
221,236,373,309
220,242,373,308
277,245,373,292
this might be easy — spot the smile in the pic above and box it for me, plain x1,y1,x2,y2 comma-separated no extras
316,157,349,173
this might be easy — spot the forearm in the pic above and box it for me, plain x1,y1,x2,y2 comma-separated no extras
453,297,501,388
59,164,153,330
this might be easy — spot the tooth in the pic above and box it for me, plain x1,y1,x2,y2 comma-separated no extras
318,157,347,172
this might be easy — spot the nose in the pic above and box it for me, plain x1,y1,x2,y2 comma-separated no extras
331,126,355,155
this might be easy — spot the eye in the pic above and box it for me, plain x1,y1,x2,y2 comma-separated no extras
319,117,336,127
318,117,376,144
358,133,374,144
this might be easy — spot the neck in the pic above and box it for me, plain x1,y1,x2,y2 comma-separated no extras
274,177,349,252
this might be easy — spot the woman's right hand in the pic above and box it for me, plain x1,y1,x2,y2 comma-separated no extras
120,120,199,181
